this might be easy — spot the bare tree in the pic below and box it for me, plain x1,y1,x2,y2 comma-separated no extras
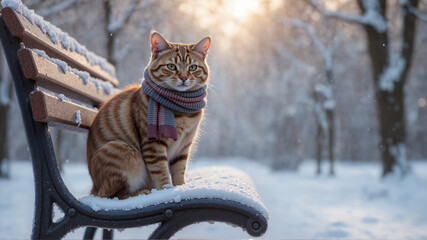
103,0,147,67
307,0,425,176
277,18,338,175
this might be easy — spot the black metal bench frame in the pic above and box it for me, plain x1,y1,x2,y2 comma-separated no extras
0,9,267,240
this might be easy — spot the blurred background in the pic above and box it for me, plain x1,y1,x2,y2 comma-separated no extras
1,0,427,238
0,0,426,177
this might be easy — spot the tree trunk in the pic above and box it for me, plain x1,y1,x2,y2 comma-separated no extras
0,49,13,178
325,68,335,176
103,0,116,67
357,0,418,176
313,89,324,175
0,103,10,177
327,109,335,176
316,122,323,175
376,86,406,175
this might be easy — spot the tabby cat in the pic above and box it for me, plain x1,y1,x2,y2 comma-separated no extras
86,31,211,199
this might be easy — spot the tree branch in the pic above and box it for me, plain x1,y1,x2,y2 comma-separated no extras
305,0,387,32
276,18,332,71
108,0,146,34
407,4,427,22
38,0,87,17
275,44,315,74
26,0,41,8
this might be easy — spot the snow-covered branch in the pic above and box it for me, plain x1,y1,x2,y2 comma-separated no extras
408,5,427,22
114,44,133,62
314,83,335,110
305,0,387,32
275,44,314,73
400,0,427,22
108,0,151,33
379,53,406,92
38,0,86,17
25,0,40,8
277,18,332,71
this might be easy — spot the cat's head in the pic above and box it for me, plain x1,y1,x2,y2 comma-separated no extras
147,31,211,92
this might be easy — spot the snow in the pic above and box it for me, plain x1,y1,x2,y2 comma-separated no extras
30,48,115,95
80,166,268,219
379,53,406,92
309,0,387,33
56,93,68,102
74,110,81,127
315,83,335,111
323,99,336,109
174,195,182,203
390,142,409,174
0,0,116,77
1,159,427,239
360,0,388,32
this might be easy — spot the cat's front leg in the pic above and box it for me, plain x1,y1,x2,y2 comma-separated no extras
169,153,189,186
142,141,172,190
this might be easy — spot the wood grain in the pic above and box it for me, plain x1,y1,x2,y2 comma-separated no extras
18,48,117,106
1,7,119,87
30,90,98,130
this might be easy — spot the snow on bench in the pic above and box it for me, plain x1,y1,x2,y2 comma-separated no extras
30,48,116,95
80,166,269,220
1,0,116,77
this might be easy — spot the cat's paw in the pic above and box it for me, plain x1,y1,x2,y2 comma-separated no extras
173,179,186,186
136,189,151,195
162,184,174,189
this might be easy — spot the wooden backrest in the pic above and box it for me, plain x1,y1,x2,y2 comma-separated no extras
1,6,120,131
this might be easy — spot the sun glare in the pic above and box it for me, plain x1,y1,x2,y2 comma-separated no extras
228,0,261,20
178,0,262,37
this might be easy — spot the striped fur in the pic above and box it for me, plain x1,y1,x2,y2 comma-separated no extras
87,32,210,199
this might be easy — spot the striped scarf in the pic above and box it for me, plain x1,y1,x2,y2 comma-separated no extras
141,69,207,141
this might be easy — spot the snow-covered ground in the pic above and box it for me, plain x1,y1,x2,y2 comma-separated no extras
1,158,427,239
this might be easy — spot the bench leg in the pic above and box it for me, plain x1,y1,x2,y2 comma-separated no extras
103,229,114,240
83,227,97,239
83,227,114,240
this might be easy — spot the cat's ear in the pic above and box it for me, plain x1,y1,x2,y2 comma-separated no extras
151,31,171,56
192,36,211,59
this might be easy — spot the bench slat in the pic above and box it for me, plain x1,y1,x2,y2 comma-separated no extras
1,7,119,87
30,90,97,130
18,48,115,106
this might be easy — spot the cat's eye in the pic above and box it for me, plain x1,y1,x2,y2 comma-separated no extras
167,64,177,71
189,65,197,71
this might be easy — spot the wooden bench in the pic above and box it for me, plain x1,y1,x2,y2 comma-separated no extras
0,3,268,240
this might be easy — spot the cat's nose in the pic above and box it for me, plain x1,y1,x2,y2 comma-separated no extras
180,76,188,82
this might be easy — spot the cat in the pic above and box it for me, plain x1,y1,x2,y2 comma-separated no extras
86,31,211,199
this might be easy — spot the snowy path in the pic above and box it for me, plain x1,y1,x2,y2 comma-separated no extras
1,159,427,239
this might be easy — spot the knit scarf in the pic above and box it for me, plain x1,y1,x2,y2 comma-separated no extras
141,69,207,141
